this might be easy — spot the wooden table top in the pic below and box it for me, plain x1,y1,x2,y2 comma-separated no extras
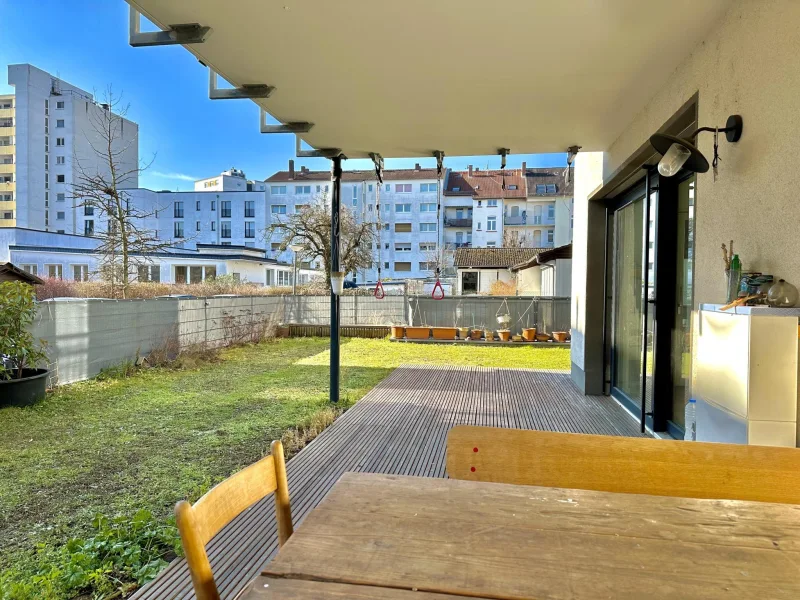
252,472,800,600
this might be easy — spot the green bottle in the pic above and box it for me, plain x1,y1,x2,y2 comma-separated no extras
727,254,742,303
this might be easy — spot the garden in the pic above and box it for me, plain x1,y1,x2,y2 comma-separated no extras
0,332,569,599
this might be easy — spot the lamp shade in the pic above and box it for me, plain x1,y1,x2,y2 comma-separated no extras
330,271,345,295
289,243,304,252
649,133,709,175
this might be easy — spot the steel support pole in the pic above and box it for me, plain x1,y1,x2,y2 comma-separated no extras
292,252,298,295
329,155,343,404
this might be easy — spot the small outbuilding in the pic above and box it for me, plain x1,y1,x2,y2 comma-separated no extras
0,262,45,285
511,243,572,297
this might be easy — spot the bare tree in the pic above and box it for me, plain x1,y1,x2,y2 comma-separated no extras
421,244,455,277
503,229,534,248
266,193,376,288
71,89,174,298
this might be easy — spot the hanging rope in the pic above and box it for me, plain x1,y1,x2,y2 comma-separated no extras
432,150,445,300
369,153,385,299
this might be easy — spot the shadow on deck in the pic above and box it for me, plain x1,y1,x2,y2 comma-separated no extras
133,365,645,599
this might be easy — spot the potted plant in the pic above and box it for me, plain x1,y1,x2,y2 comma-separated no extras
552,331,569,343
0,281,49,406
470,325,483,340
535,332,551,342
390,323,406,339
522,327,537,342
432,326,458,340
483,328,494,341
458,326,470,339
497,329,511,342
405,325,431,340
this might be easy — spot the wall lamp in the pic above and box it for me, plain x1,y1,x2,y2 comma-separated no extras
650,115,743,177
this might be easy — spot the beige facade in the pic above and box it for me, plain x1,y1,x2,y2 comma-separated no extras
0,94,15,227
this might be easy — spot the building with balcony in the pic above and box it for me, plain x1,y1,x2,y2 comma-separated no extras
2,65,139,234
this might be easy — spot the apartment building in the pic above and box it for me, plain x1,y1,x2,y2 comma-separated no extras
266,160,442,283
2,64,139,234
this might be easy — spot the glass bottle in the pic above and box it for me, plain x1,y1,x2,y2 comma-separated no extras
767,279,799,308
727,254,741,303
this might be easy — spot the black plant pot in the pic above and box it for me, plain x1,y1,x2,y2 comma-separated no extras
0,369,49,407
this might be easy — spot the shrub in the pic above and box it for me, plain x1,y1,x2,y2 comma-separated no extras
0,510,179,600
0,281,49,379
488,279,517,296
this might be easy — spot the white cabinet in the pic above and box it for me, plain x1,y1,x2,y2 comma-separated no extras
693,305,798,447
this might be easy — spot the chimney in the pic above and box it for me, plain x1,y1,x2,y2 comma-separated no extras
468,165,473,176
301,166,308,173
288,159,295,178
521,161,526,173
415,163,421,170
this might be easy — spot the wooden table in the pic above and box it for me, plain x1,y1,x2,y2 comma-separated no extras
242,472,800,600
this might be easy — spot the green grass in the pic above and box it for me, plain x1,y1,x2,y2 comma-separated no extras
0,337,569,595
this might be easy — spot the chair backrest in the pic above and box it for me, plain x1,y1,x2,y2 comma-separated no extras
446,425,800,504
175,440,293,600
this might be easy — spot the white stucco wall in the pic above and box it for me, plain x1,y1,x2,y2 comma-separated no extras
517,266,542,295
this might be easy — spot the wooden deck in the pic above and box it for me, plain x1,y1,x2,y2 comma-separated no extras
133,365,645,600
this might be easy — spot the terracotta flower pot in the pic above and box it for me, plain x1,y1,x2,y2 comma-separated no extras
390,326,405,339
535,332,551,342
405,326,431,340
484,330,494,341
521,328,537,342
497,330,511,342
552,331,568,343
432,327,458,340
458,327,470,339
470,330,482,340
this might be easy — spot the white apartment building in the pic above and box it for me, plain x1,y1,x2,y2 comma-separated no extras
2,64,139,234
266,160,442,283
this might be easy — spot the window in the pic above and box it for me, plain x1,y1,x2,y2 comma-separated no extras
547,204,555,220
84,220,94,236
420,222,437,232
385,184,390,192
56,137,65,146
56,211,65,220
271,205,287,214
419,183,438,193
211,200,216,211
196,200,201,210
244,200,255,218
277,270,292,286
546,184,557,193
452,187,461,192
395,243,411,253
138,265,160,283
547,230,554,244
271,185,287,194
271,243,281,251
420,203,436,212
395,203,412,213
2,211,12,219
419,243,436,252
72,264,89,282
56,101,65,109
477,200,482,207
487,199,498,207
175,266,187,284
174,202,184,218
394,262,412,272
56,156,65,165
368,184,373,192
419,262,433,271
507,184,517,190
174,221,184,238
221,200,231,218
21,264,37,276
295,204,310,212
395,184,412,193
196,221,201,231
211,221,216,232
46,264,63,279
477,221,482,231
56,174,65,183
353,186,358,200
295,185,311,194
245,222,255,238
395,222,412,233
487,216,497,231
83,205,93,216
56,119,64,128
487,241,497,248
220,222,231,238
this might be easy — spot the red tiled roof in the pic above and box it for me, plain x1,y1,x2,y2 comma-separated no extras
525,167,574,196
454,247,546,269
265,167,440,183
444,169,527,199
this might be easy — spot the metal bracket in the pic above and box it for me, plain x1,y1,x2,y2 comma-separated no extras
369,153,384,185
295,134,342,159
498,148,510,170
433,150,445,179
566,145,582,167
260,109,314,134
209,69,272,100
128,6,211,47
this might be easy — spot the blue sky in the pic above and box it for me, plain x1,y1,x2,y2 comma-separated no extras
0,1,566,190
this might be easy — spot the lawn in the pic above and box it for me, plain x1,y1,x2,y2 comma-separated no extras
0,337,569,598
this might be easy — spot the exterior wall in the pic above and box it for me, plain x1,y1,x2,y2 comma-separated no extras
0,94,15,227
553,198,573,246
456,267,514,295
604,0,800,306
194,170,249,192
7,64,138,234
471,198,503,248
540,258,572,297
517,266,542,295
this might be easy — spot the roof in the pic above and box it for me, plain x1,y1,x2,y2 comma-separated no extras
0,262,44,285
444,169,527,199
525,168,574,196
512,243,573,271
454,247,546,269
266,166,440,183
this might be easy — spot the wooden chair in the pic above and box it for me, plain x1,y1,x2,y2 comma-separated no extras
175,440,294,600
446,425,800,504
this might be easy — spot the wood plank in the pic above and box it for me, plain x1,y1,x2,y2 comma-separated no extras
264,473,800,600
134,366,646,600
239,577,496,600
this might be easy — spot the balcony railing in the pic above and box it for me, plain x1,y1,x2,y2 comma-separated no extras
446,242,472,249
445,217,472,227
504,215,526,226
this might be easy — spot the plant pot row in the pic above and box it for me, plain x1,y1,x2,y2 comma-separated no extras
390,326,570,343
